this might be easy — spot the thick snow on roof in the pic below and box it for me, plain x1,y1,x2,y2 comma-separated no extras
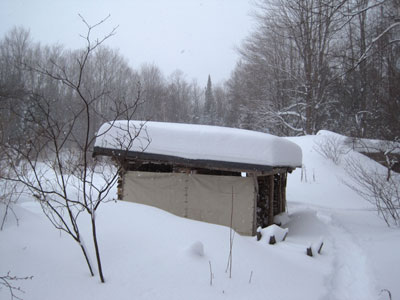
94,121,302,168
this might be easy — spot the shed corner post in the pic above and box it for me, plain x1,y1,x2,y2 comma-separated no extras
117,159,128,201
282,172,287,212
251,172,259,236
267,174,274,226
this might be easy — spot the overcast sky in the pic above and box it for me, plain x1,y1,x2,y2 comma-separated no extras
0,0,255,85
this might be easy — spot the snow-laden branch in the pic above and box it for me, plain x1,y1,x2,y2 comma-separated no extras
277,110,307,121
354,21,400,68
343,0,388,17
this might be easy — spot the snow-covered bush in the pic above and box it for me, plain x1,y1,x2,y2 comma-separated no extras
314,131,348,165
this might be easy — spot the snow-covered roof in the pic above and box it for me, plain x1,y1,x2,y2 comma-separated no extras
94,121,302,169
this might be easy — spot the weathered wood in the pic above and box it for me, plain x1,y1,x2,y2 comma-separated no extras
306,247,313,257
278,174,283,213
93,146,278,173
282,232,288,241
251,173,260,236
257,176,269,228
268,175,274,226
282,173,287,212
318,242,324,254
117,168,126,200
256,231,262,241
257,168,291,176
269,235,276,245
273,175,280,215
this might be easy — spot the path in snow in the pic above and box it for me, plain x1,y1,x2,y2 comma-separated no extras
287,133,397,300
316,209,377,300
285,203,378,300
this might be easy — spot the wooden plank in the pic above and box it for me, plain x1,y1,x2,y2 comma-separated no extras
251,173,259,235
117,176,123,200
282,173,287,212
268,175,274,226
278,174,283,213
93,146,276,173
278,173,287,213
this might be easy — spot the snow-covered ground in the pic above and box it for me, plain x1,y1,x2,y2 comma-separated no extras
1,132,399,300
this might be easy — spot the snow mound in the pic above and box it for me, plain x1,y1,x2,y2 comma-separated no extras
274,212,291,226
187,241,205,257
257,224,288,243
94,121,302,168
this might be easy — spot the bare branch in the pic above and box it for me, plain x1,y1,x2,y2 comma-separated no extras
0,272,33,300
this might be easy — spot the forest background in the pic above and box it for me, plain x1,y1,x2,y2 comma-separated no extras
1,0,399,146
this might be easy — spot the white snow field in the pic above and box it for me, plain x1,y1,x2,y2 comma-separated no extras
1,131,399,300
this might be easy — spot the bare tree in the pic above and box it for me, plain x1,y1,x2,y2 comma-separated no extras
0,128,19,230
350,137,400,180
236,0,346,134
166,70,192,123
138,63,166,121
345,155,400,226
0,272,33,300
0,15,144,283
0,27,32,146
226,0,399,138
0,178,23,231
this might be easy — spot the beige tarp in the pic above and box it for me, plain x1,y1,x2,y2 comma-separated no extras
123,171,257,235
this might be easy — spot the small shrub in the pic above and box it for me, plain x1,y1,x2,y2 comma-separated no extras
345,157,400,227
314,134,348,165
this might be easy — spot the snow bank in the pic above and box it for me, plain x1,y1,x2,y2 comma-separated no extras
94,121,302,168
317,130,400,154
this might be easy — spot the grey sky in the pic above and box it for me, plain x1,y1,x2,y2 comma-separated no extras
0,0,255,85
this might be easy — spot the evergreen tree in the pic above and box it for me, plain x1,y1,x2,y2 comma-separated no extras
203,75,215,124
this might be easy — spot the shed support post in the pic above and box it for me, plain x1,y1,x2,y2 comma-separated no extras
278,174,283,213
117,160,128,200
268,175,274,226
251,173,259,235
282,173,287,212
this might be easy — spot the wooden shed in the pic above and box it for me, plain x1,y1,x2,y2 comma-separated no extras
93,121,302,236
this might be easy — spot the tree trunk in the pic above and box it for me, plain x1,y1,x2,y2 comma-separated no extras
79,241,94,277
91,215,105,283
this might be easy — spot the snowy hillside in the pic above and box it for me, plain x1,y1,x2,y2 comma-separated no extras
1,132,399,300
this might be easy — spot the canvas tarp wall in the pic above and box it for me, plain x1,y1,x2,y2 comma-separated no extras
123,171,257,235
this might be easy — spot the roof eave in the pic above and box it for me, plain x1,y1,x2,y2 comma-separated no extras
93,146,298,173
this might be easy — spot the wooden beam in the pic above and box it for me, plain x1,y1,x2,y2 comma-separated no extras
252,168,291,177
282,173,287,212
93,146,276,173
251,173,259,235
268,175,274,226
278,174,283,213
